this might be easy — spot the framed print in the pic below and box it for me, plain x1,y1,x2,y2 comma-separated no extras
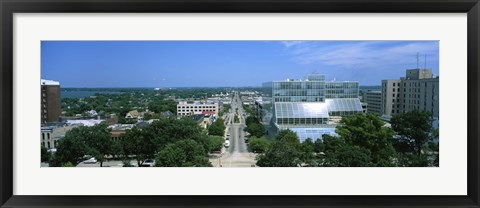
1,0,479,207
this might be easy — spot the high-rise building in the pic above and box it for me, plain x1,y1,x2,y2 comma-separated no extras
381,80,402,116
365,91,382,116
271,74,363,142
41,79,61,124
381,69,439,117
272,74,360,103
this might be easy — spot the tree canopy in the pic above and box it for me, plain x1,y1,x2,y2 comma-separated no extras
248,136,270,153
335,113,396,166
208,118,226,137
391,110,437,167
53,123,112,167
155,139,212,167
256,129,302,167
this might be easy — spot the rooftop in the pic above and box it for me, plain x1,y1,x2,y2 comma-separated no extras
41,79,60,86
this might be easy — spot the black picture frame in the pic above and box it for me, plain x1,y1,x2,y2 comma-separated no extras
1,0,479,207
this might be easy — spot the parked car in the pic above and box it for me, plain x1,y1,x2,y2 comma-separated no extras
83,157,97,164
224,140,230,148
141,158,155,167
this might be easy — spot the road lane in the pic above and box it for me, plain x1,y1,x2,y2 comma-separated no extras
213,92,256,167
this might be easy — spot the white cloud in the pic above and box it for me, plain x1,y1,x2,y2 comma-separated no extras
282,41,439,70
281,41,308,48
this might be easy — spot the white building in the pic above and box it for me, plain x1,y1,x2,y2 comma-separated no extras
177,101,219,116
381,69,439,117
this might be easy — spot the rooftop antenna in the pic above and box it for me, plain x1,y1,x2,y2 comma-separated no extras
424,53,427,69
416,52,420,68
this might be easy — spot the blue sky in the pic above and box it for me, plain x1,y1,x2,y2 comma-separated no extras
41,41,439,87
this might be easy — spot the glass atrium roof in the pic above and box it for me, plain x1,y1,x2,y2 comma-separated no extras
286,127,338,142
274,102,329,119
325,98,363,112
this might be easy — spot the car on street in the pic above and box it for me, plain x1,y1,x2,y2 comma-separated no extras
83,157,97,164
141,158,156,167
224,140,230,148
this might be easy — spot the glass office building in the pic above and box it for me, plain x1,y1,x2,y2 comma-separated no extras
325,82,359,99
272,79,325,102
271,74,362,142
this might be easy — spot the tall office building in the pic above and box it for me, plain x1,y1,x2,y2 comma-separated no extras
381,69,439,117
41,79,61,124
271,74,363,142
364,91,382,116
381,80,402,116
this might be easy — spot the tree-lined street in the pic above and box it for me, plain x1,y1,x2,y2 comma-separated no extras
210,92,256,167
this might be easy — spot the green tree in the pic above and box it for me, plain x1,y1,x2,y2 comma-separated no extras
121,126,156,167
208,118,226,136
300,138,317,166
329,145,372,167
391,110,435,167
318,134,372,167
336,113,396,166
54,127,88,166
155,139,212,167
41,145,51,163
111,140,124,159
246,122,265,138
245,115,260,125
248,137,270,153
206,136,224,153
256,129,302,167
314,138,325,153
391,110,433,157
148,99,177,115
320,134,343,166
83,123,113,167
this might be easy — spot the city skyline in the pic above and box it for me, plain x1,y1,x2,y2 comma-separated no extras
41,41,439,87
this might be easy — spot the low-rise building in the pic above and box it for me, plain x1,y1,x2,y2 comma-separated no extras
66,119,104,127
125,110,139,119
108,124,135,141
41,125,78,149
177,101,219,116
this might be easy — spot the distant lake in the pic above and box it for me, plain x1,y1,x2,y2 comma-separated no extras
61,90,123,99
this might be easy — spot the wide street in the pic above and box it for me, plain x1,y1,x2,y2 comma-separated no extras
210,92,257,167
